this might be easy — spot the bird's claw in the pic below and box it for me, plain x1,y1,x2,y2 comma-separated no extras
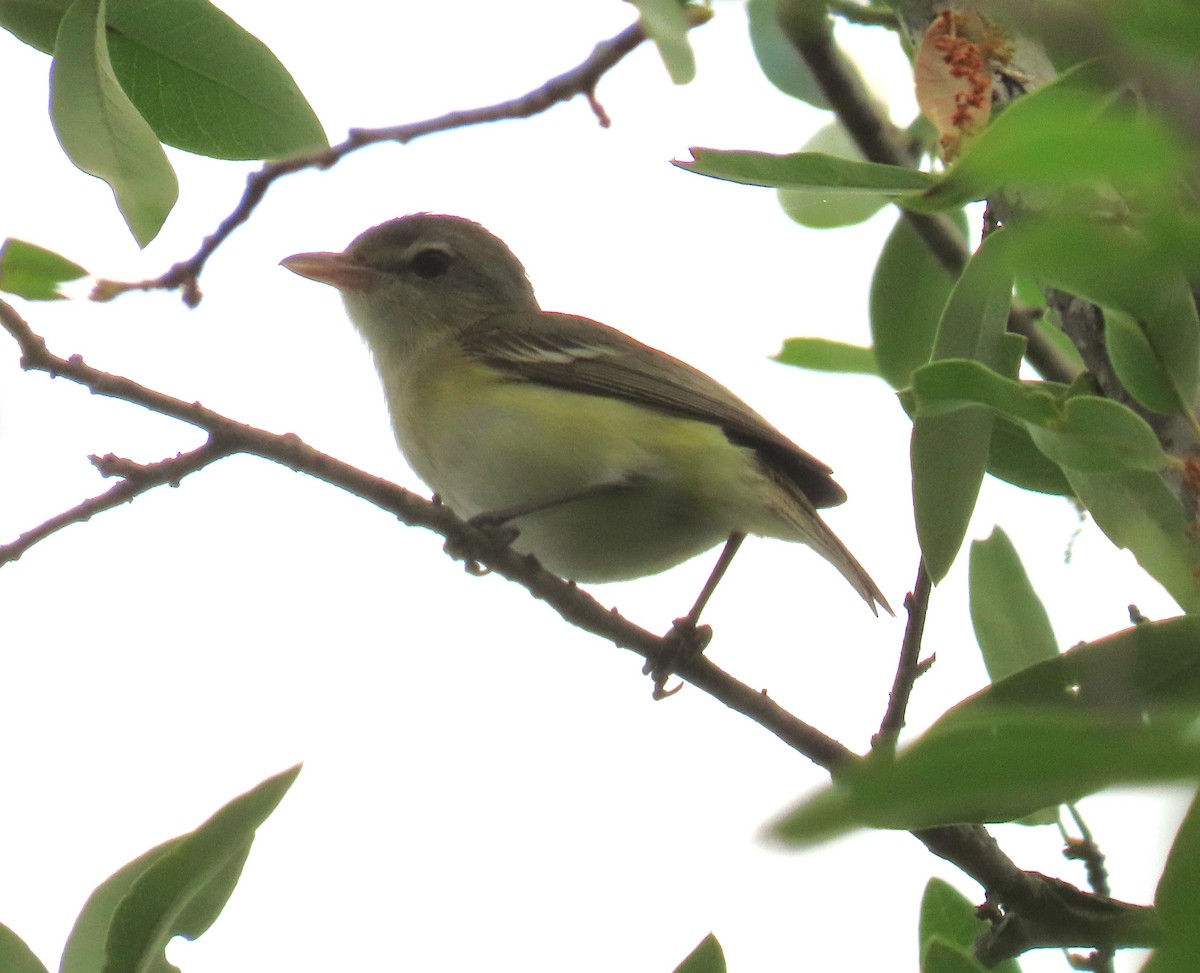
468,512,521,545
644,617,713,700
461,558,490,577
443,515,521,575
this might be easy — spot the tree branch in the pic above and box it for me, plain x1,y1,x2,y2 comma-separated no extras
0,444,232,567
1062,804,1116,973
872,558,933,753
89,10,710,308
970,871,1159,965
0,298,1159,960
0,298,850,770
1063,804,1111,899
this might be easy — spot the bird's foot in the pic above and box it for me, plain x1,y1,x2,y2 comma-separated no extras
643,617,713,700
443,514,521,576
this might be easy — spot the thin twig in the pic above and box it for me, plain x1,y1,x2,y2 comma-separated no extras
90,10,710,308
0,299,1160,960
872,559,933,753
1064,804,1112,899
0,443,232,567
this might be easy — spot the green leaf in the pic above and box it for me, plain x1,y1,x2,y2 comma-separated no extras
1149,790,1200,970
969,528,1058,684
1107,1,1200,66
996,331,1028,377
672,933,725,973
953,615,1200,837
49,0,178,246
1031,308,1086,374
1119,278,1198,414
772,618,1200,844
912,230,1014,583
1067,469,1200,614
60,841,179,973
4,0,327,160
967,615,1200,716
0,2,61,48
1105,307,1181,415
911,361,1170,473
919,881,1022,973
0,238,88,300
986,416,1074,497
1014,216,1198,318
777,122,890,228
93,766,299,973
1027,396,1170,473
965,615,1200,836
869,211,967,389
911,360,1060,423
0,923,49,973
746,0,829,108
107,0,327,158
919,880,973,955
1013,273,1045,309
1010,218,1200,415
928,231,1014,364
911,409,993,584
769,708,1200,845
910,63,1192,212
922,938,987,973
630,0,696,84
677,148,936,194
774,337,878,376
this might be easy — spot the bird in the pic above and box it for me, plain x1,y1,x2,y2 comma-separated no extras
281,213,891,624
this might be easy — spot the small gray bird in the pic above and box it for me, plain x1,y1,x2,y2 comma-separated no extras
282,214,890,619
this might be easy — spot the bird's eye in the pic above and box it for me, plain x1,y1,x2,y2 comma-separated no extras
410,247,454,279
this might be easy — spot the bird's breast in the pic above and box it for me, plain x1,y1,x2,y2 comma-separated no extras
376,348,780,579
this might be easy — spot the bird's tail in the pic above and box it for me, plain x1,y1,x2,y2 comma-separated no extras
768,484,893,616
805,514,893,616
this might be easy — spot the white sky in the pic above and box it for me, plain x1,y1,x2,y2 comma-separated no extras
0,3,1187,972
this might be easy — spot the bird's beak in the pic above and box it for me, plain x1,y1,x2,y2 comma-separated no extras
280,250,382,292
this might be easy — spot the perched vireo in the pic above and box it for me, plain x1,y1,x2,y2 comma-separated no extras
282,214,891,619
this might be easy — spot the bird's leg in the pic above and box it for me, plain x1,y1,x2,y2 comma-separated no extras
445,480,635,574
646,532,746,699
683,531,746,628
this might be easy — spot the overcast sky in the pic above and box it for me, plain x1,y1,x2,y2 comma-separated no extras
0,4,1186,972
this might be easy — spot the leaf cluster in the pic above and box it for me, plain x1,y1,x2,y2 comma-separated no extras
0,0,326,245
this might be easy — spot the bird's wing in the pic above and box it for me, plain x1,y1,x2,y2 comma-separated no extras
457,311,847,508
